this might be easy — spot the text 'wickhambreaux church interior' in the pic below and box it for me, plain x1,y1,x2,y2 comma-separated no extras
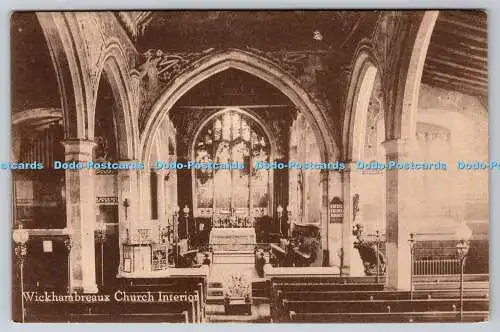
11,11,488,323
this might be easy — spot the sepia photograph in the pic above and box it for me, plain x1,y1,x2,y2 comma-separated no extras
10,10,488,323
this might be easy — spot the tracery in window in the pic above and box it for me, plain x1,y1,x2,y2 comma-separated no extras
194,110,270,216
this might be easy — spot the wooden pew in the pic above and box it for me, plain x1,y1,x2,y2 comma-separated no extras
288,311,488,323
26,311,189,323
282,298,488,313
121,285,204,322
67,312,189,323
276,287,488,322
414,273,488,283
291,248,314,267
282,289,488,301
266,267,385,322
266,266,488,323
24,295,197,323
414,281,489,291
269,243,290,267
25,270,209,323
118,268,209,323
282,290,409,301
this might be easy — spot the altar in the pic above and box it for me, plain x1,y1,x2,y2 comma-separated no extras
209,228,256,252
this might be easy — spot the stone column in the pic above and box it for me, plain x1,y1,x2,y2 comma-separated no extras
165,160,178,216
117,163,139,271
341,161,357,275
63,139,98,293
139,169,152,223
157,169,168,227
383,139,416,290
328,169,343,267
320,169,329,266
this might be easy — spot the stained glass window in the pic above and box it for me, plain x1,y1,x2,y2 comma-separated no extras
194,110,270,216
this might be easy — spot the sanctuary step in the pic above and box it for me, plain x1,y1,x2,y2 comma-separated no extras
207,281,225,305
212,251,255,264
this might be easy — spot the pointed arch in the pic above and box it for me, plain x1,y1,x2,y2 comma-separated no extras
393,11,439,140
92,42,137,160
189,107,277,216
36,12,90,138
189,107,278,162
140,49,338,164
343,49,379,161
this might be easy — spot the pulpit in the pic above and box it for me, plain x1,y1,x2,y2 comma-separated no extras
122,243,152,272
121,226,172,274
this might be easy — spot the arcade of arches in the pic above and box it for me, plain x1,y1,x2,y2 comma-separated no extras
11,11,487,298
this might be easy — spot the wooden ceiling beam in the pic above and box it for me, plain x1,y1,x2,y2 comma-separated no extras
428,43,488,64
439,16,488,34
427,48,488,68
423,75,486,91
424,62,488,83
422,76,487,96
429,35,487,58
443,11,487,29
423,70,488,88
425,56,488,76
460,42,488,53
429,77,487,91
432,28,487,47
426,55,487,74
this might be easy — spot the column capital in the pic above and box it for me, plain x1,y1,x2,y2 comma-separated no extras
62,139,95,161
342,161,357,172
382,138,418,157
155,168,172,176
117,160,144,171
318,169,333,188
62,138,95,149
118,159,140,163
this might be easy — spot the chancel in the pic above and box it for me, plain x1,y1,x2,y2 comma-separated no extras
11,10,488,323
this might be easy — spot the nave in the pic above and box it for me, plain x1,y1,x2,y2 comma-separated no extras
11,10,488,323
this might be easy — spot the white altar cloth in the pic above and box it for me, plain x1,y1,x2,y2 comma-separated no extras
209,228,256,252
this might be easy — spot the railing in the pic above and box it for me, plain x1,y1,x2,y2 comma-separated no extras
412,244,464,276
409,236,471,321
413,257,462,275
212,217,255,228
198,242,277,252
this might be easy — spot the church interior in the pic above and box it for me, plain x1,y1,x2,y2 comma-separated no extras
11,10,488,323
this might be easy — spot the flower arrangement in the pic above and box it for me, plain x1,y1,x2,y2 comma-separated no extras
224,272,251,302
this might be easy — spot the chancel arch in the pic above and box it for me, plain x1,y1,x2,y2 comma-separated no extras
140,49,338,164
140,50,339,266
